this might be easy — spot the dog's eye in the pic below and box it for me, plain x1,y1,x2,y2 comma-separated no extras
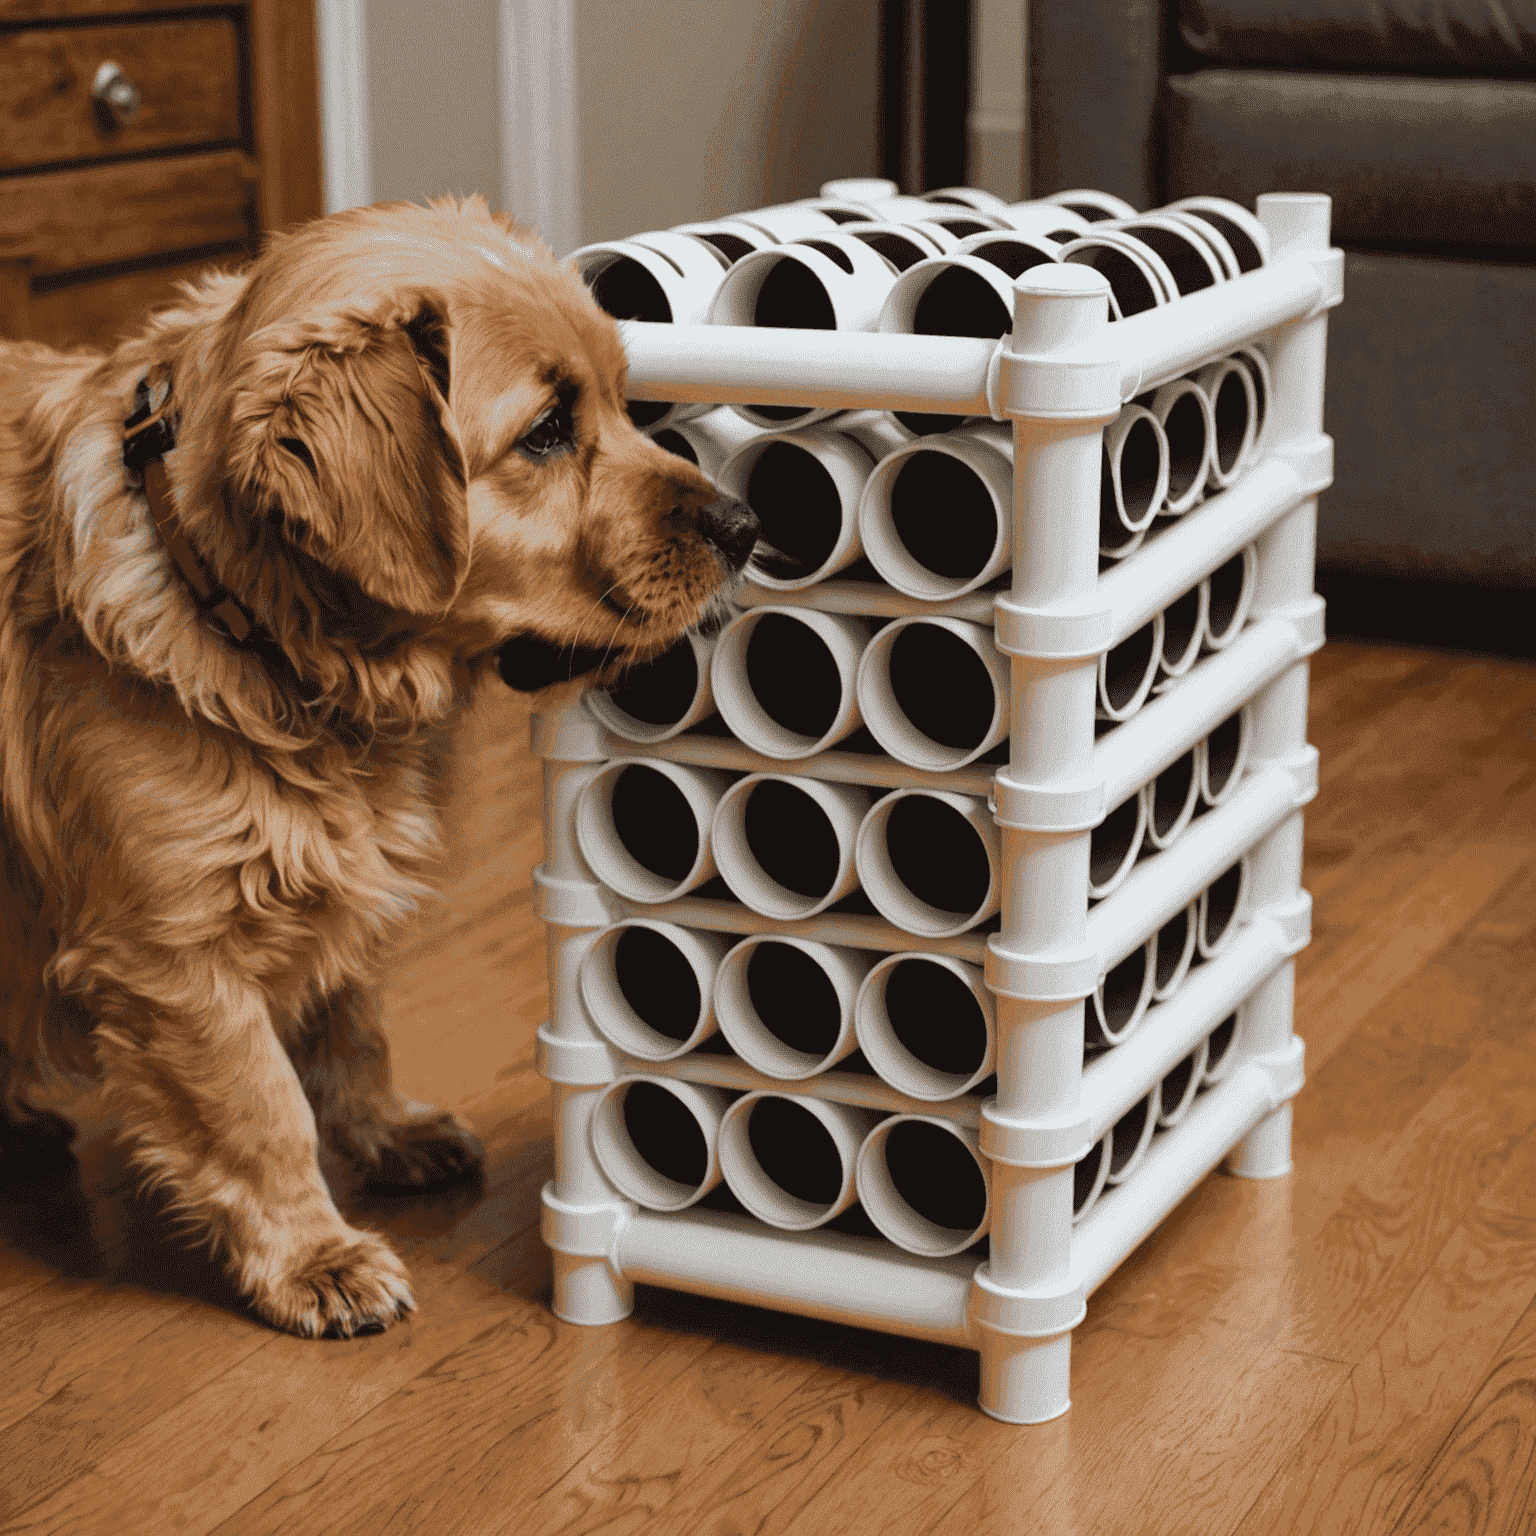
517,401,574,461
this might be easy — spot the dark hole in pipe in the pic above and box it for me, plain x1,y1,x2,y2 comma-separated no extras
1073,1141,1106,1214
924,194,971,206
1212,371,1248,475
614,926,701,1042
589,260,676,430
927,216,991,237
1161,585,1201,669
604,639,698,727
820,208,867,225
611,765,698,882
912,266,1011,341
1163,392,1208,500
626,401,670,428
890,450,998,582
1183,209,1263,273
797,239,855,274
1097,946,1148,1041
1152,751,1197,840
1206,1013,1238,1073
746,442,842,581
889,625,995,751
1204,863,1243,949
1090,793,1142,888
1108,1097,1150,1177
885,958,989,1076
1103,621,1157,715
883,1120,987,1231
696,231,755,263
1123,224,1215,295
746,942,842,1058
970,239,1058,280
1206,553,1248,642
1118,416,1163,527
743,779,841,898
623,1081,708,1188
851,230,930,271
1064,246,1158,317
650,429,698,466
886,796,991,919
1154,907,1192,992
747,1097,843,1205
1205,712,1243,801
1161,1051,1197,1114
744,613,842,741
1047,227,1081,243
1062,201,1114,223
746,258,833,419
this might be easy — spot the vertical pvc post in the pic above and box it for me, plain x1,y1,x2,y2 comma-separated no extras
1227,194,1335,1178
530,700,636,1322
973,264,1120,1422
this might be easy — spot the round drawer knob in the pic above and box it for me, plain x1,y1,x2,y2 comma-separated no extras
92,61,142,127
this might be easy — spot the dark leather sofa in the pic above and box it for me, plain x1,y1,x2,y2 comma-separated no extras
1027,0,1536,651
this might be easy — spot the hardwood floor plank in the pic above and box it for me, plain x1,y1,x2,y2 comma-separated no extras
1231,1208,1536,1534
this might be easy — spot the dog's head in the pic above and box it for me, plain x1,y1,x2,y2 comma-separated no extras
183,195,755,696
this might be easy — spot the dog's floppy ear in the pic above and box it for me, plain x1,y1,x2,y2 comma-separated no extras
229,294,469,615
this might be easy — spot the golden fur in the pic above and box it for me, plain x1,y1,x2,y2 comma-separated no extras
0,195,743,1337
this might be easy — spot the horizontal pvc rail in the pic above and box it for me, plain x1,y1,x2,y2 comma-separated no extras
857,1115,992,1256
615,1206,977,1347
1081,915,1287,1142
617,254,1325,412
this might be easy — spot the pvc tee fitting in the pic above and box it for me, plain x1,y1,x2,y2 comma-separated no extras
857,1115,991,1256
854,952,995,1100
856,789,1001,938
591,1075,729,1211
580,920,728,1060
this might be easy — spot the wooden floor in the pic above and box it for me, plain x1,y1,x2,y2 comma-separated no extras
2,638,1534,1535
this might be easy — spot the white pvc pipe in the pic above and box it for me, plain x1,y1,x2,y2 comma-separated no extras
1156,1037,1209,1128
1097,612,1164,722
1201,544,1259,651
995,201,1092,241
1159,210,1243,280
1090,935,1156,1047
710,231,899,334
1195,359,1258,489
575,757,731,903
1072,1135,1112,1223
865,194,970,223
579,919,728,1060
670,219,779,262
1199,707,1252,808
856,788,1001,939
1149,377,1214,514
1162,197,1272,272
1100,403,1169,556
713,934,870,1079
1201,1011,1243,1085
710,606,869,757
953,228,1065,281
646,406,761,482
1157,581,1208,679
1105,1091,1158,1185
922,186,1010,212
859,424,1014,599
726,203,841,241
854,951,995,1100
1088,787,1148,900
1058,229,1177,319
1198,859,1249,959
1145,746,1202,850
716,428,873,588
1231,344,1272,469
590,1074,729,1211
836,408,918,460
585,630,717,745
1045,188,1140,222
718,1090,879,1229
1151,900,1199,1001
820,176,900,201
857,1115,991,1256
855,616,1010,771
835,222,955,272
710,772,871,920
1105,214,1227,295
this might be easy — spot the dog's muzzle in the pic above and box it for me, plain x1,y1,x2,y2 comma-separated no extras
694,496,759,573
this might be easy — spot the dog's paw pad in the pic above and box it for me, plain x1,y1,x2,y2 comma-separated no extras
362,1109,485,1194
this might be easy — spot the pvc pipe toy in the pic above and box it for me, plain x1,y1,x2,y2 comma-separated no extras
580,920,727,1060
574,758,730,902
646,405,760,481
1104,214,1228,296
718,1090,877,1229
1100,403,1169,557
854,952,996,1101
713,935,870,1079
532,187,1337,1428
1144,376,1215,514
857,1115,992,1256
1044,187,1140,222
1058,230,1177,318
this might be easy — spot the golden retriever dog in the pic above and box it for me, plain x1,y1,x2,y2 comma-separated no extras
0,194,758,1337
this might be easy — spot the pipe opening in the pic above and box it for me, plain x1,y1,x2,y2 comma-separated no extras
1061,201,1114,223
611,765,699,882
1124,224,1216,294
1153,905,1197,998
1090,793,1144,891
881,1119,988,1233
1205,552,1249,644
753,257,835,330
1161,585,1202,673
745,941,843,1060
1092,943,1150,1046
1117,414,1164,527
1204,1013,1239,1081
912,266,1011,340
1108,1096,1153,1181
1074,1137,1111,1219
1212,370,1250,477
1150,750,1198,844
614,925,702,1044
925,215,993,238
742,779,841,899
1102,621,1158,716
650,429,698,465
603,640,700,729
623,1080,710,1190
798,239,856,273
885,796,992,919
1202,862,1244,954
853,230,932,271
1158,1048,1202,1127
888,624,997,751
1163,391,1209,502
1185,209,1262,272
885,957,990,1078
697,231,755,263
1204,712,1244,803
746,443,843,582
744,613,843,740
890,451,1000,583
590,257,672,325
968,238,1058,279
1064,245,1158,317
746,1096,844,1206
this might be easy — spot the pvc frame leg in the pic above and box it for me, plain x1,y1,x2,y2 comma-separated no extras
1228,1103,1294,1180
551,1249,635,1327
978,1329,1073,1424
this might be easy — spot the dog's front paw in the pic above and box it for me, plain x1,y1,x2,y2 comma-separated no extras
250,1227,416,1339
358,1105,485,1194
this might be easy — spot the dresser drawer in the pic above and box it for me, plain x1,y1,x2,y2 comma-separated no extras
0,16,243,172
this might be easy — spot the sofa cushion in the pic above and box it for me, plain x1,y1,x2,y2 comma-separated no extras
1178,0,1536,77
1165,70,1536,247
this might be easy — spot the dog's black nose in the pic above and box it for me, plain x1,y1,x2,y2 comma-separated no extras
695,497,760,573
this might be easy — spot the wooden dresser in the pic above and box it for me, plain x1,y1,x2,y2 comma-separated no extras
0,0,322,352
